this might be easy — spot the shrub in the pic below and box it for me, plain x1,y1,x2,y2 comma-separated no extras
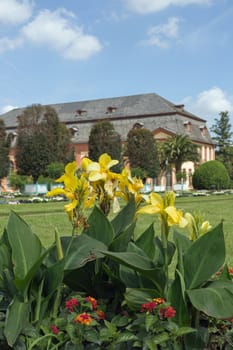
8,173,33,191
192,160,231,190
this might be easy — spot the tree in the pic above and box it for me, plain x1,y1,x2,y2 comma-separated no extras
0,119,10,183
125,127,159,179
88,121,122,171
192,160,230,190
210,111,233,179
16,105,73,181
162,134,199,173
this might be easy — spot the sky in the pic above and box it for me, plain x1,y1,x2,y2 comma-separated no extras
0,0,233,128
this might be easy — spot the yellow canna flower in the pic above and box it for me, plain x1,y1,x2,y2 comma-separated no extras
116,167,144,205
83,153,119,182
47,161,78,215
184,212,212,240
137,192,187,229
47,161,95,228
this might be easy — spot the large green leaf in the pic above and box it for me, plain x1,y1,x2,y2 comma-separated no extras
4,296,29,347
183,223,225,289
6,211,43,281
111,195,136,236
168,270,190,326
109,222,135,252
173,229,191,277
135,223,156,260
98,249,165,294
187,280,233,318
59,235,107,270
85,205,114,246
124,288,159,310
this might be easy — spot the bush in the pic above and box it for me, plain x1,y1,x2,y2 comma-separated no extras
8,173,33,191
192,160,231,190
46,162,65,179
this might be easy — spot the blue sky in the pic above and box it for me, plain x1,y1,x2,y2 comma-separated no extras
0,0,233,127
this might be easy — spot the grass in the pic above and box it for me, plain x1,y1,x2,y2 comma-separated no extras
0,194,233,264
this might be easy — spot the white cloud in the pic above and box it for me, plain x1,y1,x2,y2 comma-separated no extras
0,37,23,52
0,0,33,25
0,105,17,114
21,8,102,60
144,17,180,48
182,87,233,124
125,0,212,14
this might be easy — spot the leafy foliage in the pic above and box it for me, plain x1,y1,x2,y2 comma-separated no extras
88,121,122,172
192,160,230,190
15,105,73,181
125,127,159,178
211,111,233,180
161,134,199,173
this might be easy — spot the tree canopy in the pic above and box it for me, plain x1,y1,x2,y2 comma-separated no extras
161,134,199,173
15,105,73,181
88,121,122,171
125,127,159,179
210,111,233,179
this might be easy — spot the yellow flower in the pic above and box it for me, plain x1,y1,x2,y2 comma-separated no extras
184,212,212,240
137,192,187,228
47,161,95,222
116,167,144,204
83,153,119,182
47,161,78,213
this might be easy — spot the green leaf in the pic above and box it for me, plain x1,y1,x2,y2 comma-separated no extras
111,195,136,236
145,314,157,331
98,250,155,270
145,333,170,347
173,229,191,276
60,235,107,270
168,270,190,326
4,296,29,347
124,288,159,310
184,223,225,289
115,332,138,343
187,280,233,318
135,223,156,260
184,327,209,350
110,221,136,252
99,249,165,293
86,205,114,246
6,211,43,281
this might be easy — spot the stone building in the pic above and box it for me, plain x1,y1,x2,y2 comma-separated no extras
0,92,214,190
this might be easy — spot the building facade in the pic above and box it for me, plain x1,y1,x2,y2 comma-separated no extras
0,92,215,190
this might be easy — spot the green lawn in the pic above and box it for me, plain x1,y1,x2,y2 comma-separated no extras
1,194,233,264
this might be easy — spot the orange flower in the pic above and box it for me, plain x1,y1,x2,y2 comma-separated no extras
96,309,106,320
228,267,233,276
85,296,97,309
75,313,92,325
153,298,165,305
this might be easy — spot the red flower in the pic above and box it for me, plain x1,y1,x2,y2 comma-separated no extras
140,301,157,313
65,298,79,312
50,325,60,334
75,312,93,325
85,296,97,309
228,267,233,276
96,309,105,320
159,306,176,319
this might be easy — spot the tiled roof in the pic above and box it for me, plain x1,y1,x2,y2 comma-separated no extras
0,92,213,145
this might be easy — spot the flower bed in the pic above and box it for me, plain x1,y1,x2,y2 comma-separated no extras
0,153,233,349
